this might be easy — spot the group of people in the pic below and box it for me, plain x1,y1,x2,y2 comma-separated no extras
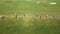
15,14,53,20
0,14,59,20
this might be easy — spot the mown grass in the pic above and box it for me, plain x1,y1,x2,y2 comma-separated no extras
0,0,60,15
0,17,60,34
0,0,60,34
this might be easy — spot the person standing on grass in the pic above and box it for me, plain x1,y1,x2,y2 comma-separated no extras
15,13,18,19
0,16,4,19
2,16,4,19
24,14,25,17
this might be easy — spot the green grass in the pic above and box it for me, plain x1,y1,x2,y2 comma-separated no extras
0,0,60,34
0,17,60,34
